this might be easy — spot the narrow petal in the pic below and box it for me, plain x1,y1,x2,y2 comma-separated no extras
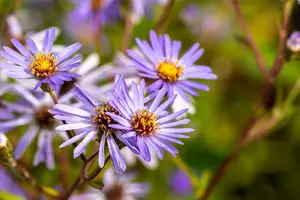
56,122,92,131
73,131,96,158
157,109,188,124
59,131,89,148
14,126,38,159
137,137,151,162
98,134,106,168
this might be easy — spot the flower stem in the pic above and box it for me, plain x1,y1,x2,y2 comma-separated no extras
120,12,134,53
154,0,175,34
232,0,270,81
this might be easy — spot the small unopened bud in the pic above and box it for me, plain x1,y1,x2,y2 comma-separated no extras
0,133,13,163
40,83,52,93
287,31,300,52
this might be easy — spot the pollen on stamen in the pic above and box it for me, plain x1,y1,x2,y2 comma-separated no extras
157,61,183,82
131,109,159,137
92,102,119,134
29,52,57,78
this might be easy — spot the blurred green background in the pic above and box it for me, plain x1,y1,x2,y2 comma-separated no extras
2,0,300,199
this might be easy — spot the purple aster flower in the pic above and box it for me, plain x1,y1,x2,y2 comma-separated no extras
0,27,82,91
170,169,193,196
287,31,300,52
107,77,194,162
130,0,167,24
0,86,17,133
0,167,27,198
71,0,120,26
0,85,68,169
127,30,217,103
50,78,139,174
70,168,149,200
181,5,232,41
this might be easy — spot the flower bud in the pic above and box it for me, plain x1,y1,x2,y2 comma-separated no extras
0,133,13,163
287,31,300,52
40,83,52,93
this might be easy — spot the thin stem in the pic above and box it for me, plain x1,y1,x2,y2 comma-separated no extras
63,174,83,200
154,0,175,34
120,13,134,53
83,155,110,181
232,0,270,81
270,0,295,79
47,89,87,162
200,116,260,200
8,159,60,199
284,77,300,109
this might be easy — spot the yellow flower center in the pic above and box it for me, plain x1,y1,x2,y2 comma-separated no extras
29,52,57,78
131,109,159,136
157,62,183,82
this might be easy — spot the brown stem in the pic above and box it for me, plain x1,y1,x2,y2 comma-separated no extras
83,155,110,181
120,13,134,53
154,0,175,34
270,0,294,79
59,151,69,193
232,0,270,81
63,174,82,200
200,1,295,199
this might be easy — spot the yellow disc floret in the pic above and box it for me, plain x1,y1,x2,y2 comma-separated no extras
157,62,183,82
29,52,57,78
131,109,159,136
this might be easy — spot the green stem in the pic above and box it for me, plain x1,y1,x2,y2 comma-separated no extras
284,77,300,110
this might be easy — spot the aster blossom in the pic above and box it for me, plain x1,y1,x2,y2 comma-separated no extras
50,77,138,174
287,31,300,52
107,77,194,163
0,85,68,169
0,27,82,91
127,30,217,103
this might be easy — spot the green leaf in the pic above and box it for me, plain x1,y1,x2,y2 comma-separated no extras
0,191,24,200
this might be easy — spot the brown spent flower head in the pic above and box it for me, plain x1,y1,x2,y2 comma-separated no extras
34,105,55,130
105,183,125,200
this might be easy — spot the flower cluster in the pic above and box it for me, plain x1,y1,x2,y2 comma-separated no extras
0,22,216,198
0,28,216,174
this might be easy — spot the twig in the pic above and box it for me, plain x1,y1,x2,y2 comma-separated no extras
200,116,259,200
120,13,134,53
232,0,270,81
63,174,82,200
83,155,110,181
154,0,175,34
269,0,295,79
59,151,69,193
200,1,295,199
